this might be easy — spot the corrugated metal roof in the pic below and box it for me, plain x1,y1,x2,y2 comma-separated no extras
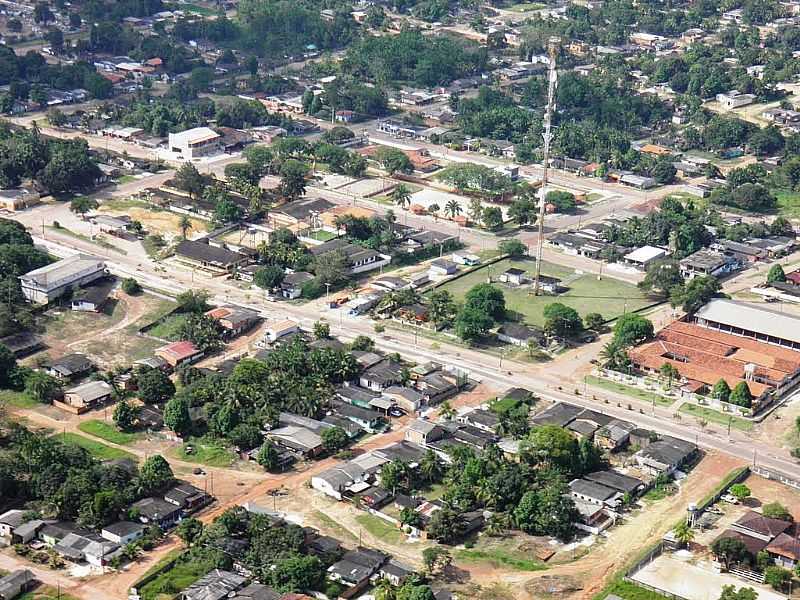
695,299,800,345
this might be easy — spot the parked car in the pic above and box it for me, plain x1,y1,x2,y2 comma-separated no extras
721,494,739,504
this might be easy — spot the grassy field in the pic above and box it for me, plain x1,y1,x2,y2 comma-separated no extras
355,513,404,544
78,420,142,445
595,579,672,600
18,586,81,600
306,229,337,242
42,299,125,340
776,190,800,218
57,432,137,461
138,557,212,600
455,547,547,572
678,403,753,432
586,376,675,407
146,313,189,341
434,258,652,326
47,225,127,255
0,389,38,408
171,437,235,467
507,1,546,10
313,510,358,542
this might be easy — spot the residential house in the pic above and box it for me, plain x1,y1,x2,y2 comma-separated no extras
262,319,300,344
634,436,697,475
174,240,248,274
55,532,122,566
130,497,182,529
623,246,668,269
415,371,459,405
309,238,391,275
595,419,636,451
155,341,204,368
404,419,447,446
168,127,222,160
270,197,335,229
12,520,45,544
716,90,756,109
584,470,644,497
360,359,405,391
0,570,34,600
497,323,545,347
767,533,800,568
280,272,314,299
205,305,260,338
101,521,146,546
531,402,585,427
71,278,116,312
382,385,424,413
164,483,211,512
569,479,623,509
39,522,83,547
334,403,384,433
328,548,388,588
680,250,741,279
19,254,106,305
230,584,282,600
61,380,113,413
337,385,381,409
0,510,25,540
456,408,500,434
179,569,247,600
732,511,793,542
0,332,44,357
266,426,323,457
378,560,415,587
44,353,93,380
499,268,527,286
428,259,458,277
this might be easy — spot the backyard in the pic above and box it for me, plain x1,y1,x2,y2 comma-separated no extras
434,258,653,326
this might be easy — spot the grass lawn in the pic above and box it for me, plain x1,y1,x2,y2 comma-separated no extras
0,389,38,408
313,510,358,542
46,225,127,255
419,482,447,501
57,432,137,461
306,229,337,242
116,175,138,185
171,437,235,467
507,1,545,10
678,403,753,432
78,419,142,445
642,484,678,503
146,312,189,341
102,198,150,211
18,586,81,600
138,557,212,600
776,190,800,218
586,376,675,407
355,513,404,544
434,258,653,326
455,547,547,572
42,300,125,341
595,579,672,600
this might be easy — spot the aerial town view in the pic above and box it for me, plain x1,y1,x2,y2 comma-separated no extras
4,1,800,600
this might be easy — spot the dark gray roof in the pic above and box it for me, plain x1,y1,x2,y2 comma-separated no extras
637,437,696,467
335,403,381,422
175,239,245,267
498,322,543,341
337,385,380,404
0,331,44,356
584,470,643,494
131,497,181,521
47,353,92,376
569,478,619,502
102,521,145,537
72,277,116,307
362,359,404,384
231,583,281,600
531,402,584,427
276,197,334,221
180,569,247,600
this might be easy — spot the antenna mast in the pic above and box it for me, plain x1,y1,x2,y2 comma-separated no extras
533,37,560,296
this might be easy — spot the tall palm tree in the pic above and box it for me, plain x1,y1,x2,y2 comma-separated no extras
444,199,462,219
391,184,412,209
179,215,192,240
673,520,695,548
419,450,442,483
439,400,455,420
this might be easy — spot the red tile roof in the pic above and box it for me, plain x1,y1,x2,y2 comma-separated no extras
156,340,201,361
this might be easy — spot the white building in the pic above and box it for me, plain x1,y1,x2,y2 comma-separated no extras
19,254,106,305
716,90,756,110
168,127,222,160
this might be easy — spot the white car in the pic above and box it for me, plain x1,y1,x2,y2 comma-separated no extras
721,494,740,504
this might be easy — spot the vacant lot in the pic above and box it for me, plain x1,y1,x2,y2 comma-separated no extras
170,437,236,468
98,199,207,238
78,419,142,445
435,258,653,326
57,432,137,461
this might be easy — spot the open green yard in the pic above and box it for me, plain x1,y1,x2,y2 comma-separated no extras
355,513,404,544
40,299,124,341
586,376,674,407
507,1,546,10
0,389,38,409
78,419,142,445
678,403,753,432
138,556,212,600
57,432,137,461
18,586,81,600
306,229,337,242
454,535,548,572
595,579,672,600
146,312,189,341
776,190,800,218
434,258,653,326
171,437,236,467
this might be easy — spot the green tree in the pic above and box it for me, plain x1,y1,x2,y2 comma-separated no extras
455,306,494,342
136,368,175,404
257,441,280,471
173,162,208,200
464,283,506,321
718,585,758,600
428,290,457,327
670,275,721,314
391,184,412,209
584,313,604,331
639,260,684,297
498,239,527,257
313,321,330,340
546,190,577,213
279,159,308,200
321,426,349,453
481,206,503,230
659,363,680,389
543,303,582,338
712,379,732,402
764,566,791,591
113,399,139,432
613,313,654,347
178,215,192,240
711,537,752,569
767,264,786,284
164,396,191,436
444,199,462,219
673,520,695,548
176,517,204,547
376,148,413,176
762,502,793,521
729,382,753,408
138,455,174,493
422,546,452,575
508,186,538,225
729,483,751,502
69,196,98,217
24,371,61,404
121,278,141,295
253,266,285,290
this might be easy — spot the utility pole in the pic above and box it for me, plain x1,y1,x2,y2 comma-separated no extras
533,37,560,296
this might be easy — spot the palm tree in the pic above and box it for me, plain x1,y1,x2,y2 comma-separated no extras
179,215,192,240
419,450,442,483
428,202,440,221
444,199,462,220
373,578,396,600
673,520,695,548
599,340,628,371
439,400,455,420
391,184,412,209
659,362,679,389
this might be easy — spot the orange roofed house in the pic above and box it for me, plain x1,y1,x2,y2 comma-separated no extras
628,300,800,409
155,341,204,368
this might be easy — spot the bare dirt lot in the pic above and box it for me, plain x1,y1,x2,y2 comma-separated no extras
99,202,207,238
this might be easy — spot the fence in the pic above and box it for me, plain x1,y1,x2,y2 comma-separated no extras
752,465,800,491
